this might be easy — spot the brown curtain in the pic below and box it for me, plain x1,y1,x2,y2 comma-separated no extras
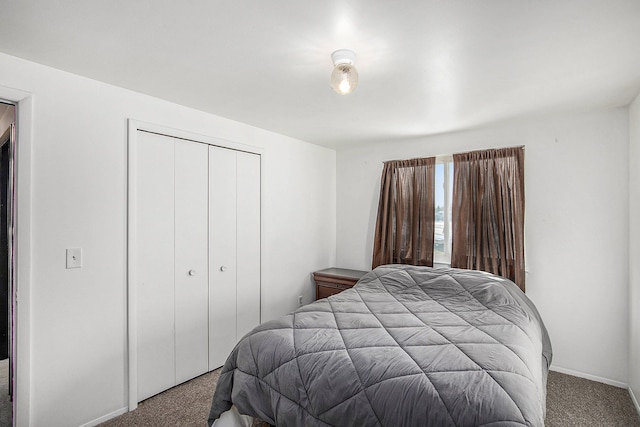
372,157,435,269
451,146,526,291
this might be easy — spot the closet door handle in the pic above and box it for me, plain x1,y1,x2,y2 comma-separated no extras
188,269,197,276
220,266,227,272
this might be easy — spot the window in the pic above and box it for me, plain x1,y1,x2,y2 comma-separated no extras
434,155,453,264
373,147,524,289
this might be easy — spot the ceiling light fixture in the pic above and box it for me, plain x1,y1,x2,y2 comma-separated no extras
330,49,359,95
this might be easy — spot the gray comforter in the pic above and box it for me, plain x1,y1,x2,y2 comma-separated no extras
209,265,552,426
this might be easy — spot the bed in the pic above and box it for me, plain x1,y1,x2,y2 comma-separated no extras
208,264,552,426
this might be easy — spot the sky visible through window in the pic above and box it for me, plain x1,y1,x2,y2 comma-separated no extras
435,161,453,259
435,163,445,209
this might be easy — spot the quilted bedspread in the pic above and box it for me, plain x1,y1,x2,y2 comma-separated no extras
208,265,552,426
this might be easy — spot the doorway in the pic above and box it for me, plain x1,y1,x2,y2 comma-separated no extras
0,102,15,427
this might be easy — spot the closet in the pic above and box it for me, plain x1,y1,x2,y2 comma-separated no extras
130,127,260,403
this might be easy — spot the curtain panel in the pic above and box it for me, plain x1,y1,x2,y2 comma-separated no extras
451,146,526,291
372,157,436,269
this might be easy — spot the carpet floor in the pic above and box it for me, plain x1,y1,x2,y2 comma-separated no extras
0,359,9,427
545,371,640,426
101,369,221,427
100,370,640,426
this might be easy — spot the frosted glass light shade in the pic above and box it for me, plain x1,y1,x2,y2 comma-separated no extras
330,49,358,95
330,63,359,94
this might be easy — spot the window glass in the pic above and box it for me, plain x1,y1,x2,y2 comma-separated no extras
434,158,453,264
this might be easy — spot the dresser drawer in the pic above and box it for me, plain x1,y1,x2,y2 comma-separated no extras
316,282,352,299
313,268,368,300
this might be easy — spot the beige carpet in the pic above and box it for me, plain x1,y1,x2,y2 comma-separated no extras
0,359,10,427
100,369,640,426
546,371,640,426
100,369,220,427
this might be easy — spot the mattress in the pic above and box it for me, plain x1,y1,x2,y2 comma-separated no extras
209,265,552,426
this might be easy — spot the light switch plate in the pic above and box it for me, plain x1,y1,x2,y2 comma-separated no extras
66,248,82,269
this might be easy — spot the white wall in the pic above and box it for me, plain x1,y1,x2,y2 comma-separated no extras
629,93,640,407
336,110,630,385
0,52,336,427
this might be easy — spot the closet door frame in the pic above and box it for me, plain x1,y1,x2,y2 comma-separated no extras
127,119,263,411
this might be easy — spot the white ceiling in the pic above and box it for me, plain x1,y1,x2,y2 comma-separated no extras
1,1,639,148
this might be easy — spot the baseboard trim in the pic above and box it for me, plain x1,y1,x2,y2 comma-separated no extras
550,365,627,388
78,407,128,427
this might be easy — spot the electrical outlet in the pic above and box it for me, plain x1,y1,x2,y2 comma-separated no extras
66,248,82,269
298,295,303,307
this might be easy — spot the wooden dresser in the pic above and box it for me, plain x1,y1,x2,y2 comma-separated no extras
313,268,369,300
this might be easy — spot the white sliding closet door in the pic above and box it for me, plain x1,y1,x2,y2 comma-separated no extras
208,147,261,369
174,140,209,384
236,151,261,339
136,132,175,401
131,123,261,403
135,131,209,401
209,146,238,369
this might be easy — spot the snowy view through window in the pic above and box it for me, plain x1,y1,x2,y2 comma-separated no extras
435,160,453,262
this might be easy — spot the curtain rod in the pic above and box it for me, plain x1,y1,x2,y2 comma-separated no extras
382,145,524,164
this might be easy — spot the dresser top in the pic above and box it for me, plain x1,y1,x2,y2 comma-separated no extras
313,267,369,280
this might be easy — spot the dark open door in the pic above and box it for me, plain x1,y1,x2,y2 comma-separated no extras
0,139,8,360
